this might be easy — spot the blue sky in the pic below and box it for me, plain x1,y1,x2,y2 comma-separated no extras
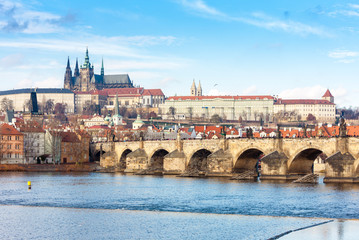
0,0,359,107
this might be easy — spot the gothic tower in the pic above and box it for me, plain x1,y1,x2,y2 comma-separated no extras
190,79,197,96
74,58,79,77
101,58,104,76
197,81,202,96
64,57,72,89
79,47,94,91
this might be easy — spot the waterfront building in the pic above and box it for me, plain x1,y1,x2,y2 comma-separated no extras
14,120,45,164
0,123,24,164
274,89,336,123
64,48,134,91
0,88,75,113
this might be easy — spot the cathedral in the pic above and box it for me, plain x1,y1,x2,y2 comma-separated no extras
64,48,134,91
190,79,202,96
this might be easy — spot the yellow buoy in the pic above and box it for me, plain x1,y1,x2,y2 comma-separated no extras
28,181,31,189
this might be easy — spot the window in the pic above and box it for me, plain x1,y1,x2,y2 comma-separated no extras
7,136,11,140
7,153,11,158
7,144,11,149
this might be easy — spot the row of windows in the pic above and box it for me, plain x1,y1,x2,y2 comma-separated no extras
1,136,20,141
2,153,20,158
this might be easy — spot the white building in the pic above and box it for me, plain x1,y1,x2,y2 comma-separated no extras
274,89,336,123
0,88,75,113
160,95,275,121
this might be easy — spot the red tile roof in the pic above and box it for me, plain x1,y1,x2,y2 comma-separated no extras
60,132,80,143
275,99,334,105
0,123,23,135
142,89,165,96
322,89,333,98
167,95,274,101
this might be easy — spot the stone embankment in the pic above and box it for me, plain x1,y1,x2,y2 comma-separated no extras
0,163,101,172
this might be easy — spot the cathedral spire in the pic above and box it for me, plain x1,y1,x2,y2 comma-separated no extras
66,56,70,69
101,58,104,76
190,79,197,96
74,58,79,77
83,47,90,68
197,80,202,96
114,94,120,116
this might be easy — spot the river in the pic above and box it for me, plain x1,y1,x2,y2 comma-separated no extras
0,172,358,239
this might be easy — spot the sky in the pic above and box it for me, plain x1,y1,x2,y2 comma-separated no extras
0,0,358,107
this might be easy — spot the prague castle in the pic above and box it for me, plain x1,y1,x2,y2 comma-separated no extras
64,48,134,91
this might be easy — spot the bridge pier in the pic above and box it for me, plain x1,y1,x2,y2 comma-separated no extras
206,149,233,176
260,151,289,180
324,151,357,183
125,149,148,172
163,150,186,174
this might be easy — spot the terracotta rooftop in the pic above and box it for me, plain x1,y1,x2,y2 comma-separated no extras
0,123,23,135
167,95,274,101
60,132,80,143
274,99,335,105
142,89,165,96
322,89,334,98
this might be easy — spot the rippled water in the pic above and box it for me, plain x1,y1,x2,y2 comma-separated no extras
0,172,358,239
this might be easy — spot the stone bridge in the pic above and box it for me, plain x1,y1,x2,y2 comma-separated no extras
94,136,359,182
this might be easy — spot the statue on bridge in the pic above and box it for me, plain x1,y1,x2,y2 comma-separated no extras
246,128,253,138
276,124,282,138
339,117,347,137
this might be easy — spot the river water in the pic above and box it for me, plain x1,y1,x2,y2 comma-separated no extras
0,172,358,239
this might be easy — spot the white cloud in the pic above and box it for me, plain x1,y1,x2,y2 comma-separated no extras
279,85,327,99
328,50,359,58
0,53,24,68
0,35,178,59
15,77,62,89
177,0,226,18
175,0,328,36
0,0,74,34
241,85,257,95
207,88,228,96
278,85,350,106
102,59,184,71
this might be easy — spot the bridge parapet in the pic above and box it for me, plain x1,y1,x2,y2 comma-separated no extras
93,137,359,182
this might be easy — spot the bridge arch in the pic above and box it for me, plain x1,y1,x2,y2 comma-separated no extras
149,148,170,171
287,147,328,175
119,149,132,170
233,147,266,173
187,148,213,173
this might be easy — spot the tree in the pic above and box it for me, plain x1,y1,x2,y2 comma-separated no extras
44,99,54,114
307,113,316,122
24,100,32,112
168,107,176,119
82,100,98,115
45,130,62,164
187,107,193,123
210,114,222,124
1,98,13,111
54,103,67,123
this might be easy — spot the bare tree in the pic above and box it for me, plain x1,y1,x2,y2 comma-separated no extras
44,99,54,114
1,98,13,111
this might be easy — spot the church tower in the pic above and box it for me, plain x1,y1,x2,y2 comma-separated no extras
197,81,202,96
101,58,104,76
190,79,197,96
64,57,72,89
74,58,79,77
79,47,94,91
322,89,334,103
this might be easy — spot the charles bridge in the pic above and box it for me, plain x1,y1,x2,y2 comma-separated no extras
94,135,359,182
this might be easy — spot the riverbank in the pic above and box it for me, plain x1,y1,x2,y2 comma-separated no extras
0,163,101,172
